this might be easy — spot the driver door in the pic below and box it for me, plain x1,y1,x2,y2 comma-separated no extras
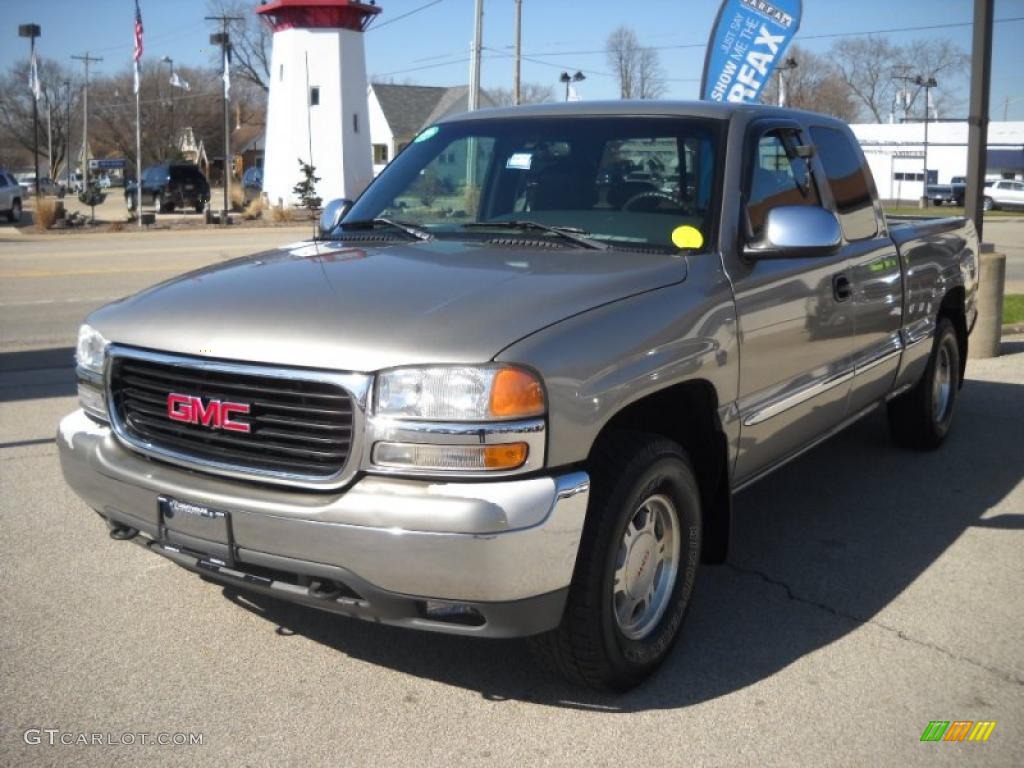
731,122,856,483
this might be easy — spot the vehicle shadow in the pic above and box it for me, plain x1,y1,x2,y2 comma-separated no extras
219,377,1023,711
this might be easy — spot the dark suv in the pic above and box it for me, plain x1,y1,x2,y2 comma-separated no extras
126,163,210,213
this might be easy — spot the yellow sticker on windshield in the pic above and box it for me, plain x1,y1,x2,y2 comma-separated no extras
671,225,704,250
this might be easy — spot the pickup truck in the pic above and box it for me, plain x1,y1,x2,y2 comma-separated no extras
926,182,965,207
59,102,978,690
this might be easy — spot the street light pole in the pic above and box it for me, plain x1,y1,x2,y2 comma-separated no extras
915,75,938,208
777,57,797,107
206,15,241,222
64,80,71,192
513,0,522,106
560,71,585,101
19,24,42,198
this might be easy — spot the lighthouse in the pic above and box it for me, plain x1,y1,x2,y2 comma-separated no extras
256,0,381,207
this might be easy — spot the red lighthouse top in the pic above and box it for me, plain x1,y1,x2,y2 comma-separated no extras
256,0,381,32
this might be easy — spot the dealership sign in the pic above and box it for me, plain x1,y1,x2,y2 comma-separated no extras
701,0,802,104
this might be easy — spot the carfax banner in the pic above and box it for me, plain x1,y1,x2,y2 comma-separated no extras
700,0,803,103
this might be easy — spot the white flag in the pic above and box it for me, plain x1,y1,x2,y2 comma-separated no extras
222,45,231,99
29,48,41,101
169,72,191,91
567,84,582,102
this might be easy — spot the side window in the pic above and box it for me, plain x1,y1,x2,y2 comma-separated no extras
746,128,820,240
810,125,879,241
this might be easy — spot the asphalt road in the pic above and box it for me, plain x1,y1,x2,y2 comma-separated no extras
1,225,1022,766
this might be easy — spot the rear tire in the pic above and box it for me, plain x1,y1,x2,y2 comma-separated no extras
887,317,961,450
7,199,21,223
982,196,994,212
529,431,702,690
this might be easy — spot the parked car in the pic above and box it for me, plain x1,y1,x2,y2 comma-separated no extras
982,179,1024,210
125,163,210,213
242,166,263,203
16,175,62,197
926,183,965,206
61,102,978,690
0,169,23,222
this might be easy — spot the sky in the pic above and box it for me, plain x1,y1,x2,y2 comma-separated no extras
3,0,1024,119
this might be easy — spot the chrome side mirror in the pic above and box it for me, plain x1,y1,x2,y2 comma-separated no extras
745,206,842,259
319,198,353,237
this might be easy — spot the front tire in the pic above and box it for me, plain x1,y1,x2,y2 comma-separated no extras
982,196,994,212
529,432,702,690
887,317,961,450
7,199,21,223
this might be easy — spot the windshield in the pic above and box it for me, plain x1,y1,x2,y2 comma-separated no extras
344,116,722,251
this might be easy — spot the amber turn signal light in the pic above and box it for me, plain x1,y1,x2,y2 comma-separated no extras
489,368,545,419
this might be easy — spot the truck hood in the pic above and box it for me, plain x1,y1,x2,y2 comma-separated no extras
88,239,687,371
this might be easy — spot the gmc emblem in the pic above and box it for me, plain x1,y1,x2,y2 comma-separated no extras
166,393,251,433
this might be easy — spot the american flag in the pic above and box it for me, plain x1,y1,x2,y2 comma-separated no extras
133,0,143,94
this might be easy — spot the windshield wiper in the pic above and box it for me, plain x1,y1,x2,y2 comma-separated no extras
462,220,608,250
337,217,433,241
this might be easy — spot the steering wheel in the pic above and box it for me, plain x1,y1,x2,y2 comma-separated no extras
622,190,687,213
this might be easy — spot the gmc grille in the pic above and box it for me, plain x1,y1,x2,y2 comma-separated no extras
109,354,355,483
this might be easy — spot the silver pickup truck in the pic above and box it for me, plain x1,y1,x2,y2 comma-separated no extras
60,102,978,690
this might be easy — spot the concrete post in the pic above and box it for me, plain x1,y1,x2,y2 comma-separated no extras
969,250,1006,359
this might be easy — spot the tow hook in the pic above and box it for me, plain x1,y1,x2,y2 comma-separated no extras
308,579,343,600
109,525,139,540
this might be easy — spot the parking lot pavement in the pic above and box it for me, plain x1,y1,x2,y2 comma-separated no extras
1,336,1021,766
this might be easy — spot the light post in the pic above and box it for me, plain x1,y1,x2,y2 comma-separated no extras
776,57,797,107
915,75,938,208
560,71,585,101
162,56,175,158
19,23,41,198
211,31,231,220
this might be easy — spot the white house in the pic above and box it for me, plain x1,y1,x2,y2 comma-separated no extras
367,83,494,176
850,121,1024,203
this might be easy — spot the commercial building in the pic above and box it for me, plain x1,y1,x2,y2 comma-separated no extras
851,121,1024,203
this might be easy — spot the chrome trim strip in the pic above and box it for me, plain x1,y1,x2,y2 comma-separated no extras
743,368,855,427
105,345,372,490
364,416,547,478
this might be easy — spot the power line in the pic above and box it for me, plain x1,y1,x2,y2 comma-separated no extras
369,0,446,31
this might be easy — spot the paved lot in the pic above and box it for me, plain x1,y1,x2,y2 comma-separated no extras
1,227,1022,766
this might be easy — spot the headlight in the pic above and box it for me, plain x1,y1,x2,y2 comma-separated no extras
376,365,544,421
76,324,109,374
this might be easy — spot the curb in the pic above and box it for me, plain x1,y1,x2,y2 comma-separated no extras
1003,323,1024,336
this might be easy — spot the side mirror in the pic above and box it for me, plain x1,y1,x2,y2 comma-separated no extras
319,198,353,237
744,206,842,259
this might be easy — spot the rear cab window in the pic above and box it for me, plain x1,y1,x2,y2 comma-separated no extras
810,125,880,242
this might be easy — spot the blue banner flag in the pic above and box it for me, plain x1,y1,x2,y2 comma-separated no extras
700,0,802,104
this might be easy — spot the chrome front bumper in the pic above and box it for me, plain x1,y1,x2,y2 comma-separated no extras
58,410,590,637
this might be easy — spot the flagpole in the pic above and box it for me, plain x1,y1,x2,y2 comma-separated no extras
136,81,142,229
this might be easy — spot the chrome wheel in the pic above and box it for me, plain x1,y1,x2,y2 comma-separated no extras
932,340,953,423
613,493,681,640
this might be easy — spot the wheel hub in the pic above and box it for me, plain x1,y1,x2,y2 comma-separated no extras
613,493,681,641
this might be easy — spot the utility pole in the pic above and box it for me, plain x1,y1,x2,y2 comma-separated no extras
206,14,242,222
64,80,71,192
513,0,522,105
19,24,42,198
468,0,483,111
47,101,52,180
71,52,102,189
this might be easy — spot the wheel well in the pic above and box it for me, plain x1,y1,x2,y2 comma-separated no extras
591,380,731,564
938,286,967,386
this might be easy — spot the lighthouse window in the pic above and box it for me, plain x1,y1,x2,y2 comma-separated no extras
310,87,320,106
353,113,360,133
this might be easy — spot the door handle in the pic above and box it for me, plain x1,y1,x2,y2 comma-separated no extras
833,274,852,302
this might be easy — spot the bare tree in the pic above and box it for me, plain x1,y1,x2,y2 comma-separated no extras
606,26,665,100
0,57,81,178
760,46,859,122
485,82,555,106
207,0,272,91
831,35,969,123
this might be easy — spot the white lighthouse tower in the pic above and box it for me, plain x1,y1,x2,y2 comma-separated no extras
256,0,381,207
